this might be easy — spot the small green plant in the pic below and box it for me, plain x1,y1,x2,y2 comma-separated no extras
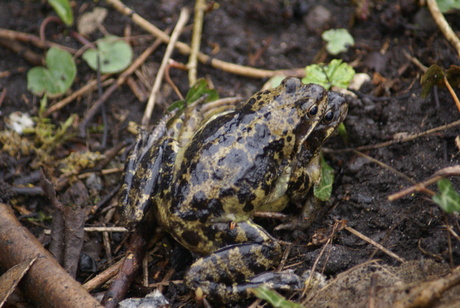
314,155,335,201
24,97,76,155
27,47,76,96
432,179,460,213
251,285,304,308
302,59,355,90
48,0,73,26
436,0,460,13
322,29,354,55
167,78,219,112
82,36,133,74
420,64,460,98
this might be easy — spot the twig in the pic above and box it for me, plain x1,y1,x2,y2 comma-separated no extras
427,0,460,58
328,119,460,153
403,50,428,72
443,75,460,112
343,224,405,263
0,88,7,107
142,8,190,126
44,76,113,117
388,165,460,201
104,0,305,78
39,16,62,42
78,36,164,136
188,0,206,86
0,39,43,66
83,259,124,292
393,265,460,308
0,203,102,307
353,150,436,196
0,28,77,53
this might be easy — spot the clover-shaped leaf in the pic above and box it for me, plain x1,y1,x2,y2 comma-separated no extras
322,28,354,55
82,36,133,74
303,59,355,90
27,47,76,96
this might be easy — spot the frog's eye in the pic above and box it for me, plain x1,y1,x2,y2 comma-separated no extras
308,105,318,117
323,111,334,123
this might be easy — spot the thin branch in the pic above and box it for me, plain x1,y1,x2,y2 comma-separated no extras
388,165,460,201
0,28,77,53
188,0,206,86
353,150,436,196
328,119,460,153
44,76,113,117
142,8,190,126
443,75,460,112
343,224,405,263
78,36,164,136
427,0,460,58
104,0,305,78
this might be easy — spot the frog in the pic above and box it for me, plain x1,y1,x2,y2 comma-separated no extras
119,77,348,303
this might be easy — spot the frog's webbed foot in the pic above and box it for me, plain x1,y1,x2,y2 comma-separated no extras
185,242,301,303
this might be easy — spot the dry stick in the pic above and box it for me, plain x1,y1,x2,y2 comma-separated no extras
0,203,102,308
443,75,460,112
403,50,428,72
388,165,460,201
83,259,124,292
142,8,190,126
393,265,460,308
0,28,77,53
0,39,43,66
427,0,460,58
331,119,460,153
78,37,164,136
343,224,406,263
353,150,436,196
188,0,206,86
44,76,113,117
104,0,305,79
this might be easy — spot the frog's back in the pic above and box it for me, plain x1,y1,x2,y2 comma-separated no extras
168,80,327,223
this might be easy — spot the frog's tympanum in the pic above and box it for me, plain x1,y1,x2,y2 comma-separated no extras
119,77,348,303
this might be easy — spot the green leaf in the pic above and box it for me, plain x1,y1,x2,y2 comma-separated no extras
322,29,354,55
167,100,186,112
168,79,219,112
432,179,460,213
266,76,286,89
420,64,445,98
82,36,133,74
48,0,73,26
302,59,355,90
250,285,304,308
185,78,219,103
314,155,335,201
27,47,76,96
436,0,460,13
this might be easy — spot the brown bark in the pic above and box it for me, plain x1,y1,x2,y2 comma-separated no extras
0,203,102,308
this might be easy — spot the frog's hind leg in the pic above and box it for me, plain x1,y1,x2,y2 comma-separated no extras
185,237,301,303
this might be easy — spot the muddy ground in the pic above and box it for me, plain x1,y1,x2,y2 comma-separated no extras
0,0,460,307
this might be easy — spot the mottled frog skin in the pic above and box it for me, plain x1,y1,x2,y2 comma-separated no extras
119,77,348,302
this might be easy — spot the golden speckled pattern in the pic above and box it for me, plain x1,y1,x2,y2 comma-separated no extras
119,77,348,302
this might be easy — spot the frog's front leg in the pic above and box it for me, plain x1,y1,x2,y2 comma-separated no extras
184,221,302,303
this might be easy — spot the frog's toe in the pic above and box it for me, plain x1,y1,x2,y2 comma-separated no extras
249,270,303,290
188,271,302,303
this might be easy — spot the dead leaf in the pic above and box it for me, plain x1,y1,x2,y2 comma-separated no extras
0,258,37,306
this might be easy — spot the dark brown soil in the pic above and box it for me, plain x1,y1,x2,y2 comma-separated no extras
1,0,459,307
